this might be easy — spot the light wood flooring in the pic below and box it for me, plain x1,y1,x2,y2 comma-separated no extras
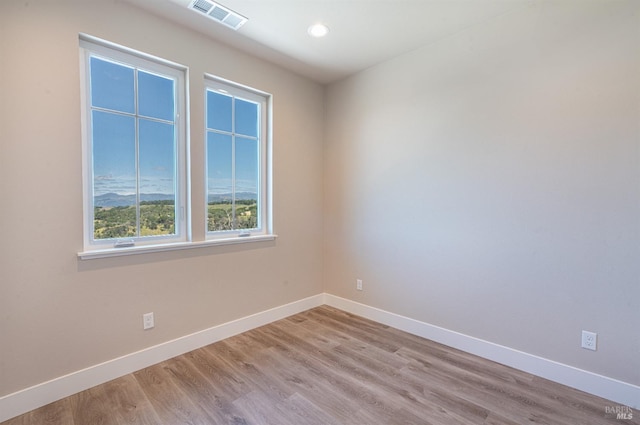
3,306,637,424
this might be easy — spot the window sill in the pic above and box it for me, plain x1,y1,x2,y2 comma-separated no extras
78,234,277,260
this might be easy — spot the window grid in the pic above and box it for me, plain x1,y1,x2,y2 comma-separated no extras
206,94,261,231
81,36,187,251
80,36,271,257
88,60,179,240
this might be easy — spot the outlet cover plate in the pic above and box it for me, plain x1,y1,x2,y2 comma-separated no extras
143,312,155,330
581,330,597,351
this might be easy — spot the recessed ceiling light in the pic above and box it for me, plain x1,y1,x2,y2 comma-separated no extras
308,23,329,38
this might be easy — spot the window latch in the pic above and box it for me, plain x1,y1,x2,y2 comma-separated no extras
114,239,135,248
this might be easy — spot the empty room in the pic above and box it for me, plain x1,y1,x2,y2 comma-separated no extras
0,0,638,423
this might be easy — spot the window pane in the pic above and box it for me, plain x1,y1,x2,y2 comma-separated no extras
92,110,136,239
139,119,176,236
235,98,258,137
206,91,232,132
90,57,134,113
138,71,175,121
235,136,259,230
139,119,175,197
207,132,233,231
203,78,269,239
92,111,136,199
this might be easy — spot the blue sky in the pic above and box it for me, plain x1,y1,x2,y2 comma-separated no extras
206,91,258,196
90,57,259,199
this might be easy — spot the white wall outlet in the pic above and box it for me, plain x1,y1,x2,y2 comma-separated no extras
581,330,597,351
356,279,363,291
143,312,155,330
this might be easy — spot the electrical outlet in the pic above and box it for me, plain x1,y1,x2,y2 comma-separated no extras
581,330,597,351
356,279,363,291
143,312,154,330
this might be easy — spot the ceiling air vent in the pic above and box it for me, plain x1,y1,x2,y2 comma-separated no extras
189,0,248,31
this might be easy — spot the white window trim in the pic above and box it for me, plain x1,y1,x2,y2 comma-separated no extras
77,234,277,260
204,74,273,241
77,36,276,260
79,35,190,255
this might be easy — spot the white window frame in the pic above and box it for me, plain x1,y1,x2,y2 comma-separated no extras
79,35,189,254
204,75,272,241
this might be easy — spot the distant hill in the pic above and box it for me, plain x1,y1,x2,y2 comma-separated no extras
94,193,174,207
94,192,257,207
208,192,257,203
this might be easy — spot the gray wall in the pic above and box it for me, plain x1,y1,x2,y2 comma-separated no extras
0,0,324,397
324,0,640,385
2,0,638,403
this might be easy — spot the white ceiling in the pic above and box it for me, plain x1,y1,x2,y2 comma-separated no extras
126,0,534,84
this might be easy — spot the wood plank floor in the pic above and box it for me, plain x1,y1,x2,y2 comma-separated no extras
3,306,637,425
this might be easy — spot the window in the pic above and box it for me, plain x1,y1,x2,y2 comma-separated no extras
80,37,188,251
78,36,274,259
205,77,271,239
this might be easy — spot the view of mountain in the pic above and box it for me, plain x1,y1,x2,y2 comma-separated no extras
208,192,257,203
94,192,257,207
94,193,174,207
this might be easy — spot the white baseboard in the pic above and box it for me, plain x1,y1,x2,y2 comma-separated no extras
0,294,325,423
2,293,637,423
323,293,640,410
